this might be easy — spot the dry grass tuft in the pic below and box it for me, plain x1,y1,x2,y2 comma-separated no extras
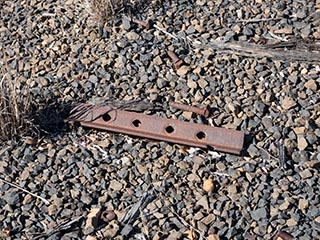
0,73,33,142
89,0,146,24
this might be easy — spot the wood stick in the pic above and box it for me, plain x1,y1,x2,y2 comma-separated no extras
152,189,206,239
0,178,50,205
31,216,83,240
194,40,320,63
123,15,320,63
236,17,283,23
153,24,179,41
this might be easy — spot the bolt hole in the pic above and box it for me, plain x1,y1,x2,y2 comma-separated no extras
196,131,206,140
165,125,174,134
102,113,112,122
132,119,141,127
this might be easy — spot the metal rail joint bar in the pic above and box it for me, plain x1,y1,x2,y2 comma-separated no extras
66,104,244,155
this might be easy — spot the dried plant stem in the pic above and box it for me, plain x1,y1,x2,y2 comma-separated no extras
236,17,283,23
125,14,320,63
153,189,206,239
31,216,83,240
0,178,50,205
153,24,179,41
122,16,179,40
89,0,133,24
1,52,33,141
107,0,115,15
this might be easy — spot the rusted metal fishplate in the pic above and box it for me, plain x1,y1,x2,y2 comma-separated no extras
66,104,244,155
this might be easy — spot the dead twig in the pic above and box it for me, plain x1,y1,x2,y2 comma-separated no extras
120,191,156,224
0,52,33,142
124,14,320,63
193,39,320,63
107,0,115,15
278,140,287,170
123,16,180,41
153,24,179,41
153,189,206,240
118,191,155,236
0,178,50,205
31,216,83,240
268,31,289,42
201,155,231,177
236,17,283,23
88,97,161,111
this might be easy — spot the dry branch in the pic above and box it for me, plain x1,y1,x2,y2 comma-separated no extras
0,71,33,141
135,17,320,63
192,39,320,63
236,17,283,23
0,178,50,205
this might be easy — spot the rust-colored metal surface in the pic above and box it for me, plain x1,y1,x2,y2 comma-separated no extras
100,210,116,223
167,51,184,70
132,18,153,30
66,104,244,155
170,101,210,117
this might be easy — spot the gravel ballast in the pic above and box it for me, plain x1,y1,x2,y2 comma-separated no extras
0,0,319,239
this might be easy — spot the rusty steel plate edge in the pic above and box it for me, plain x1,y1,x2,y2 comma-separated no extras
66,105,245,155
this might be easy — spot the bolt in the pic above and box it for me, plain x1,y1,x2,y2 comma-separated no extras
132,18,153,30
169,102,210,117
167,51,184,70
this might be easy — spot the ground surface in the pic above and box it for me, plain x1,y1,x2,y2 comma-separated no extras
0,0,320,239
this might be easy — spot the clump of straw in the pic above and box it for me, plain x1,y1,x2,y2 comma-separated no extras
89,0,145,24
0,72,33,142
